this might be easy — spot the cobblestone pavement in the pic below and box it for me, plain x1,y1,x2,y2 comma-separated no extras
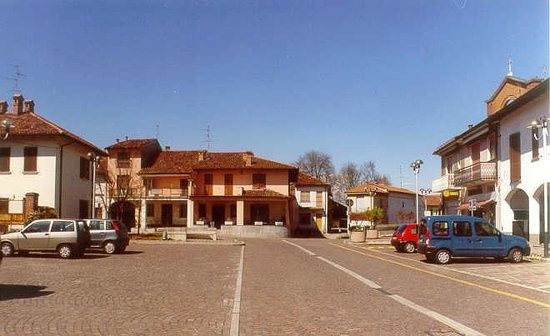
0,242,242,336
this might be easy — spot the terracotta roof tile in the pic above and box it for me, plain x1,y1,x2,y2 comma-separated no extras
296,172,329,186
347,182,415,195
140,151,201,175
242,189,289,198
2,111,105,155
106,138,159,150
194,152,297,170
425,194,442,206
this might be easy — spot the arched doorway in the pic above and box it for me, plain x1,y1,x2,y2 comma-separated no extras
534,183,549,244
506,189,529,240
110,201,136,229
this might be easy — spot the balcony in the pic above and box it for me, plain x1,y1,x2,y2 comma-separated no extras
147,188,189,198
454,162,496,187
431,174,455,192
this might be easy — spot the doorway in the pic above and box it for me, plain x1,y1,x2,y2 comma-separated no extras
212,205,225,229
161,204,173,226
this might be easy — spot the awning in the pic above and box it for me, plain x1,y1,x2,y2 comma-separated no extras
456,200,495,211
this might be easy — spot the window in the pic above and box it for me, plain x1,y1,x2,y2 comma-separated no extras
470,142,480,164
180,179,189,196
474,222,498,236
253,173,266,189
453,221,472,237
432,221,449,236
509,133,521,182
79,200,89,218
24,221,50,233
532,128,540,160
224,174,233,196
24,147,37,172
300,191,311,203
180,204,187,218
316,192,323,207
0,147,10,172
204,174,213,195
88,220,103,230
117,151,130,168
51,220,74,232
146,204,155,217
0,198,8,214
80,157,90,179
117,175,130,190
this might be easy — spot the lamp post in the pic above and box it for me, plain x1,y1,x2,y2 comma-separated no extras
1,119,14,140
87,152,100,219
410,159,423,224
529,117,549,258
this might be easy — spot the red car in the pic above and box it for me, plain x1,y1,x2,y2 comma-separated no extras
391,223,418,253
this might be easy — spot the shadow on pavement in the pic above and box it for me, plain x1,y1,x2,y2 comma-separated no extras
292,228,326,238
85,249,143,255
0,284,54,301
11,253,109,260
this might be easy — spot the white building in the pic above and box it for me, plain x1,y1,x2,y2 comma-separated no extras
0,94,105,229
294,172,330,233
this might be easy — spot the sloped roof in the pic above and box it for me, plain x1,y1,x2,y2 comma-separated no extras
347,182,416,195
296,172,329,186
2,111,105,155
242,188,289,198
425,194,442,206
194,152,297,170
486,76,543,103
140,151,202,175
106,138,159,150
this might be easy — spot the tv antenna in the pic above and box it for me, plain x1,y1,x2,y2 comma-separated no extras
203,125,213,151
155,124,160,139
2,65,26,94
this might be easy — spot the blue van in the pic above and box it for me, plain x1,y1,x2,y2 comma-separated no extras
417,215,530,264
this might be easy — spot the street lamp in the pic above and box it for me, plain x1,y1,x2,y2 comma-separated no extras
1,119,14,140
87,152,100,219
529,116,549,258
410,159,423,224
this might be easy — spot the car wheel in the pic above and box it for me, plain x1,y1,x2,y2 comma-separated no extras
404,242,416,253
508,248,523,263
103,241,117,254
58,244,73,259
1,242,14,257
435,249,451,264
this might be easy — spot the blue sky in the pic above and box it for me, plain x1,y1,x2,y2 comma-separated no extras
0,0,548,189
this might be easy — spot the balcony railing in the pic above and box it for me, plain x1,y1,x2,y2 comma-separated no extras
454,162,496,186
147,188,189,198
431,174,455,192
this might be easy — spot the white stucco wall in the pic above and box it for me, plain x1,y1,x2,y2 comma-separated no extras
497,94,549,242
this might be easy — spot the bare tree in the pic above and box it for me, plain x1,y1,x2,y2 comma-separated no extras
359,161,391,184
338,162,362,191
295,150,335,183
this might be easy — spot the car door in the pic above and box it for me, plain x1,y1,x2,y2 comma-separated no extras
18,220,51,250
48,220,76,250
88,219,105,245
451,220,474,257
472,221,504,257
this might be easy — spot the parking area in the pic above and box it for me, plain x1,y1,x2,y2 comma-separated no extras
0,242,242,336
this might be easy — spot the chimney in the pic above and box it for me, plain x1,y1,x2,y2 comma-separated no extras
116,138,120,143
125,136,129,141
198,151,206,161
165,146,171,151
467,124,473,129
12,94,24,115
0,101,7,114
23,100,35,113
243,151,253,166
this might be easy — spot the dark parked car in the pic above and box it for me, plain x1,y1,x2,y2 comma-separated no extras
417,215,530,264
85,219,129,254
1,219,91,258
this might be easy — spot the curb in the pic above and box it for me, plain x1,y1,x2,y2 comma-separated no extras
130,239,246,246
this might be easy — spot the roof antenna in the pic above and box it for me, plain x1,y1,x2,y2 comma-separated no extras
203,125,212,151
507,59,513,77
2,64,26,94
155,124,159,139
542,65,548,79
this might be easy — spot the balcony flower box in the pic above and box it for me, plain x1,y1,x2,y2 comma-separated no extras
274,221,284,226
224,220,234,225
195,220,205,225
254,221,264,226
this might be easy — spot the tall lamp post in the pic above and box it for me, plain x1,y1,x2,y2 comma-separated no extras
410,159,423,224
1,119,14,140
87,152,100,219
529,117,549,258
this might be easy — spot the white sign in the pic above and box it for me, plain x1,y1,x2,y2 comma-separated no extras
468,198,477,211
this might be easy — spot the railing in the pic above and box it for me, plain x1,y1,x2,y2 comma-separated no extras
431,174,455,192
454,162,496,186
147,188,189,198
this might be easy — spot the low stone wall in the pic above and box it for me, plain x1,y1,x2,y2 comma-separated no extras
220,225,289,238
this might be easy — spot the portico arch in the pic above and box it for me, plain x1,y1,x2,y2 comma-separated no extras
534,183,550,244
505,189,529,239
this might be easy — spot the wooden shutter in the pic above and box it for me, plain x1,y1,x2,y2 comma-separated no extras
24,147,37,172
204,174,213,195
0,147,10,172
509,133,521,182
224,174,233,196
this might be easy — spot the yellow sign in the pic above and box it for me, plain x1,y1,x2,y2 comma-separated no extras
443,190,459,198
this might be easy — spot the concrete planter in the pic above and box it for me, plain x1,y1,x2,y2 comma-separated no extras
224,221,234,225
350,230,366,243
366,229,378,239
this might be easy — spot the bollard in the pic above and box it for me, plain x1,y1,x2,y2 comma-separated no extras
162,230,169,240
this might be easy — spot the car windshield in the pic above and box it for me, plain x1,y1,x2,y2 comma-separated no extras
396,224,407,233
